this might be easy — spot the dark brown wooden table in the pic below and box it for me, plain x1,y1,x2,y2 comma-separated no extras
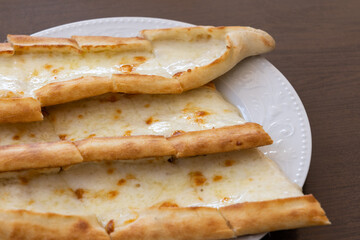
1,0,359,239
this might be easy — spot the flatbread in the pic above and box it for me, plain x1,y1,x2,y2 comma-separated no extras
0,171,109,239
0,149,329,240
0,26,275,123
0,86,272,172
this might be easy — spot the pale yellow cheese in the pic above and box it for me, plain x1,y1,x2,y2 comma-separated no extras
0,120,59,146
46,86,245,141
0,172,88,216
0,148,303,230
60,149,303,229
0,38,226,97
151,39,225,76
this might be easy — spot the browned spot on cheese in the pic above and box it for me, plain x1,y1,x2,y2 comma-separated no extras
123,130,132,136
173,71,184,78
198,196,203,201
116,109,122,114
44,64,52,70
107,168,114,174
145,116,158,125
75,189,85,199
113,115,119,120
196,33,211,40
117,179,126,186
135,183,141,188
134,56,146,62
222,197,230,202
12,135,20,140
19,177,28,185
144,104,150,108
70,138,75,141
78,114,83,119
248,178,254,182
182,104,210,124
108,190,119,199
213,175,223,182
105,220,115,234
32,69,39,77
159,201,179,208
124,218,136,225
172,130,185,136
28,200,34,205
87,134,96,138
118,64,133,73
224,159,235,167
195,110,209,117
29,133,35,138
59,134,67,140
187,69,192,72
194,118,205,124
126,174,136,180
189,171,207,186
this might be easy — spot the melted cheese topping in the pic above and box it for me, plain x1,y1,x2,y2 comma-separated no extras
0,87,243,146
60,149,302,227
46,86,245,141
0,39,226,97
152,39,225,75
0,149,303,229
0,120,59,146
0,172,87,215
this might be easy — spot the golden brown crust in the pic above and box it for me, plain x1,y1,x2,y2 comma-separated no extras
0,98,43,123
0,124,272,172
168,123,273,158
71,35,152,52
0,27,275,122
112,74,183,94
112,207,234,240
0,209,110,240
141,26,227,41
164,27,275,91
75,136,176,162
0,141,83,172
112,195,329,239
220,194,330,236
7,35,80,53
34,76,114,106
0,43,14,56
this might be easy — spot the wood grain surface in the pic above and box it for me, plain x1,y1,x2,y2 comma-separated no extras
0,0,359,239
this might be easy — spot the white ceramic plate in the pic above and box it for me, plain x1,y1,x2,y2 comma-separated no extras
33,17,312,240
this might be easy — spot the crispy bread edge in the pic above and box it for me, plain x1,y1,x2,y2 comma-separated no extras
220,194,330,236
0,98,43,123
0,209,110,240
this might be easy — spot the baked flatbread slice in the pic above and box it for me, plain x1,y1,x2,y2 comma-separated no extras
0,26,275,123
0,149,327,240
0,120,83,172
0,171,109,239
0,86,272,172
60,149,328,239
